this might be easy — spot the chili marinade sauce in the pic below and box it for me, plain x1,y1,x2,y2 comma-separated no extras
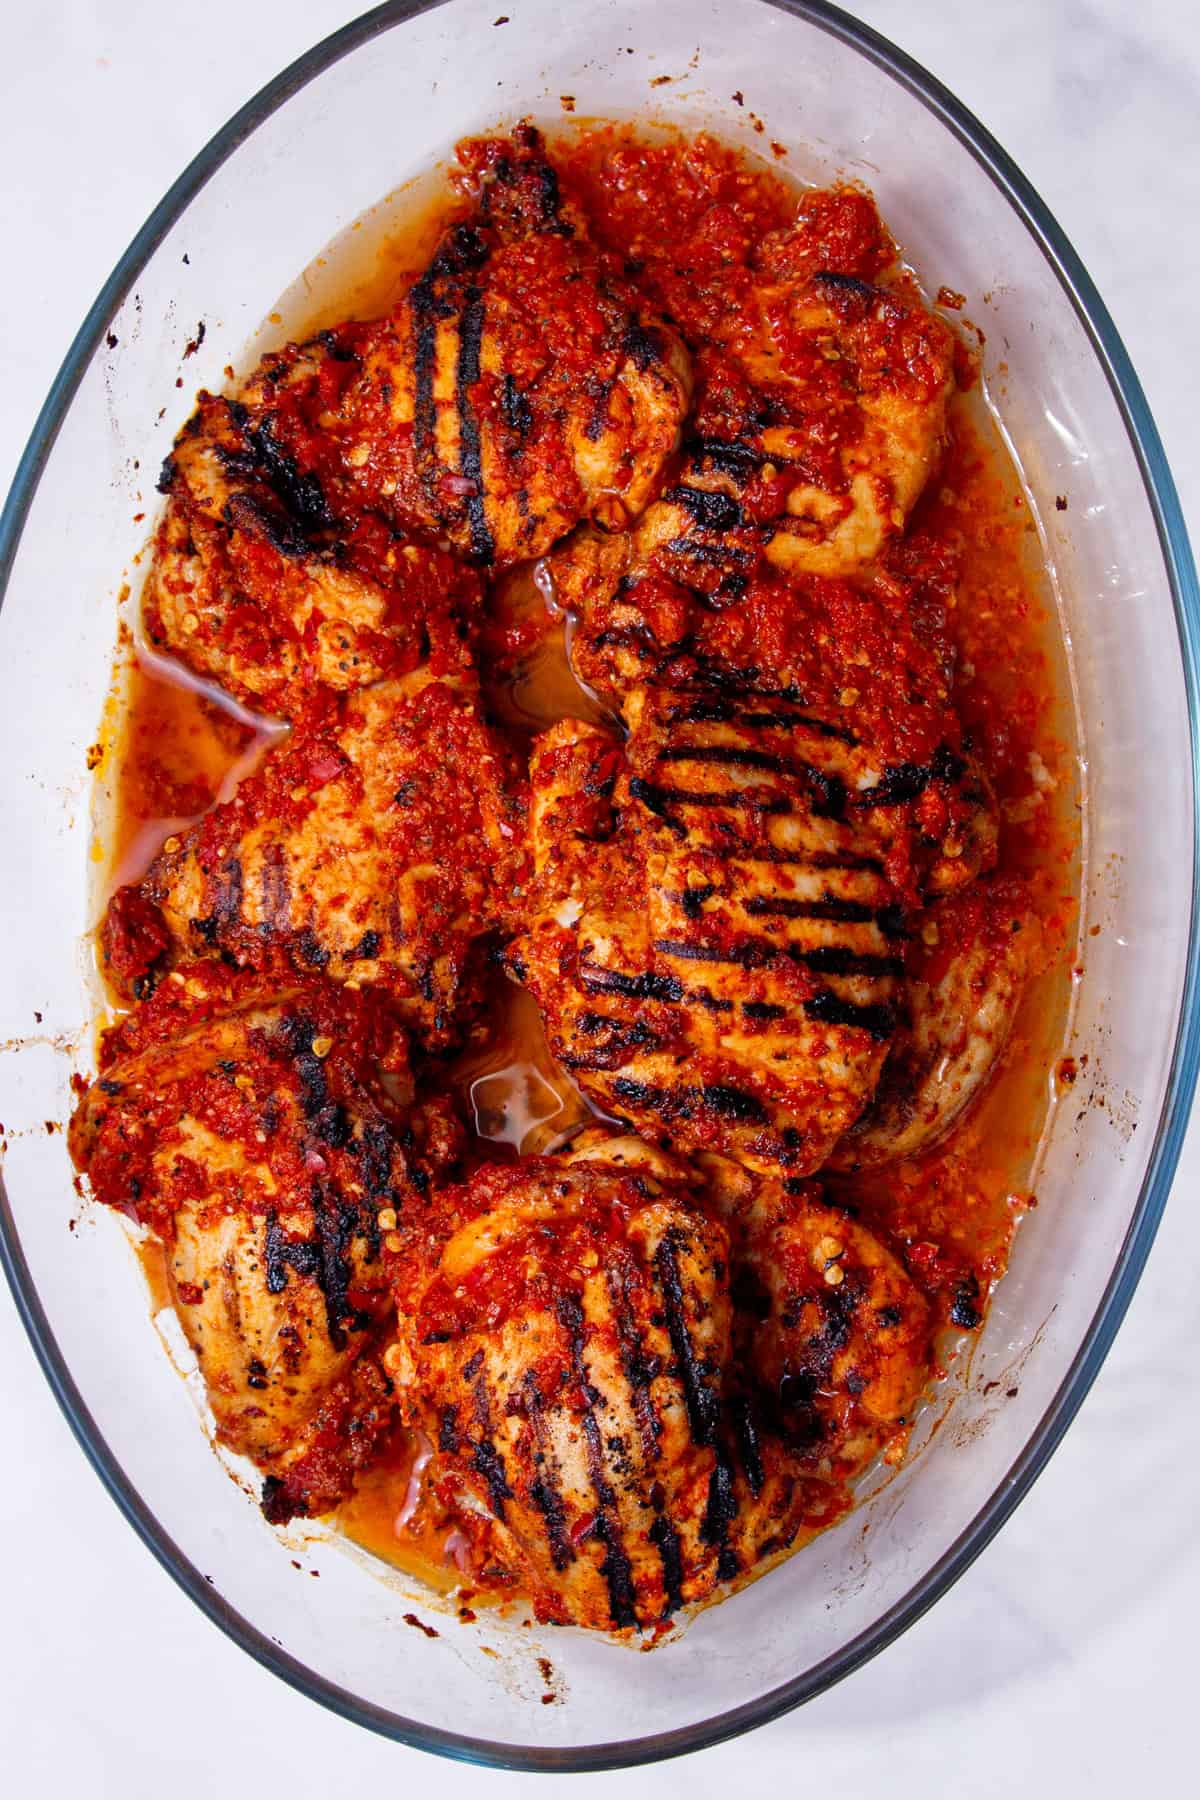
87,123,1080,1613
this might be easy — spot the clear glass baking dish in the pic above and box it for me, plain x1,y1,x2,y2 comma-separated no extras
1,0,1197,1770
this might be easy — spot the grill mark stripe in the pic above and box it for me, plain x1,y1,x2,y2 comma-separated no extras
604,1256,661,1465
555,1291,637,1630
654,1230,722,1448
629,779,793,815
653,936,776,969
648,1512,685,1618
522,1372,574,1572
610,1077,768,1125
730,1395,766,1497
742,895,885,925
804,990,896,1040
736,709,858,744
657,744,791,774
794,945,904,978
469,1371,513,1519
456,285,495,563
580,965,684,1003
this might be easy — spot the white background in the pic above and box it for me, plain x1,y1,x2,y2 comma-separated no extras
2,2,1198,1793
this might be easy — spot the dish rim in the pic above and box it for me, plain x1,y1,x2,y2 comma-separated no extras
1,0,1198,1771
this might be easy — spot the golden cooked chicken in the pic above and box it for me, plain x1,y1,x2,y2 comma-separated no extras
69,963,461,1521
383,1137,843,1630
511,694,923,1178
148,340,481,719
101,670,527,1048
75,122,1065,1635
342,124,692,567
833,880,1037,1169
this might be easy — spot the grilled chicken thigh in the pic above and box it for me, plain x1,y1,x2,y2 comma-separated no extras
148,342,480,719
343,124,692,567
69,964,459,1521
385,1140,838,1629
510,703,904,1178
101,670,527,1048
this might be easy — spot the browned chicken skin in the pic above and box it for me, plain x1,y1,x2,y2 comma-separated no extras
385,1136,867,1630
343,124,692,567
511,705,904,1178
101,669,528,1048
68,964,461,1521
147,343,481,720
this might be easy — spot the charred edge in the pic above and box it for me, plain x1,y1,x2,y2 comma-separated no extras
556,1291,638,1629
470,1372,513,1518
223,490,309,559
664,485,744,534
456,286,495,563
812,269,879,305
857,745,968,809
654,1230,721,1448
803,990,896,1041
249,415,335,535
664,537,756,569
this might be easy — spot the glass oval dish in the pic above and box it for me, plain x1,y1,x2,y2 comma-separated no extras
1,0,1197,1772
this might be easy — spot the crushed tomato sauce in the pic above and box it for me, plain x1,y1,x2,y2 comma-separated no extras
94,122,1079,1601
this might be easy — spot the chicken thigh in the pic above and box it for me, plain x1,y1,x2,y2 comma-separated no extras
69,963,459,1521
101,669,528,1048
386,1135,846,1628
344,124,692,567
148,338,480,719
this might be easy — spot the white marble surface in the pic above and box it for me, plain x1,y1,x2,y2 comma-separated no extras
2,1,1198,1791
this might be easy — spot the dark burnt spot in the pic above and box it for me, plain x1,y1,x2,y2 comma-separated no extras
665,485,743,534
500,372,534,438
951,1276,983,1330
622,321,663,371
804,991,895,1041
